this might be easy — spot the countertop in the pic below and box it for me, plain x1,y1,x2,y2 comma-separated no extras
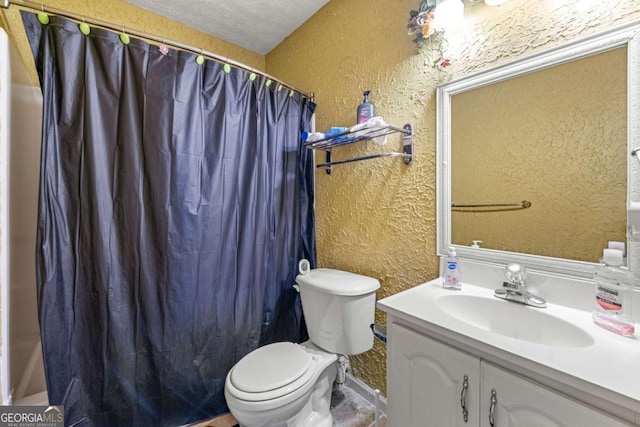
378,278,640,417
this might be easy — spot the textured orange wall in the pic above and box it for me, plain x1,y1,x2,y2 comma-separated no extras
451,47,627,262
266,0,640,394
0,0,264,86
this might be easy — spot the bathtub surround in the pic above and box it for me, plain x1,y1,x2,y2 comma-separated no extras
9,82,44,404
0,28,11,406
24,12,316,426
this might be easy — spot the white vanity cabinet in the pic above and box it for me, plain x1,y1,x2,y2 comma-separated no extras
480,362,631,427
388,321,480,426
388,321,633,427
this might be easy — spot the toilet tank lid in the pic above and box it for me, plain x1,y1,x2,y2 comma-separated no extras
296,268,380,296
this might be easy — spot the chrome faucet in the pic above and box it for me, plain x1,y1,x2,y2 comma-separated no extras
494,263,547,308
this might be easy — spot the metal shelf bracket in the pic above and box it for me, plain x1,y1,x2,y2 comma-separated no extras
403,123,413,165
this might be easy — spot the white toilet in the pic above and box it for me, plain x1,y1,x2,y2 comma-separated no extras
224,263,380,427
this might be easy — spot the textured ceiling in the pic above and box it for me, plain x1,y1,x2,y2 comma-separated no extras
124,0,329,55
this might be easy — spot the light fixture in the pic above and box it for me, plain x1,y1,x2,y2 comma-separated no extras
468,0,510,5
432,0,464,30
483,0,510,5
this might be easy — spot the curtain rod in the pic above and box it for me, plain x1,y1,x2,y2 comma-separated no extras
2,0,314,100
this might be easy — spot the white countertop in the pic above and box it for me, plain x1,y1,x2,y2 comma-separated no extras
378,278,640,416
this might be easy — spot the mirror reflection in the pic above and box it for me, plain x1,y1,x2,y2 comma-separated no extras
450,47,627,264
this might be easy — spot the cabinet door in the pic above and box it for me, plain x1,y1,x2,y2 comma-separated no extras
388,322,480,427
480,362,633,427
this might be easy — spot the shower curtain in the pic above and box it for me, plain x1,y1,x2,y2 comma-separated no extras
23,13,316,427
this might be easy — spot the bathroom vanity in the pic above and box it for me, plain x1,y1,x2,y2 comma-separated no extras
379,19,640,427
378,261,640,426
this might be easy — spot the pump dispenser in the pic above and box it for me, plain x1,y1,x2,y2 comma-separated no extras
357,90,375,124
592,248,635,337
443,246,461,290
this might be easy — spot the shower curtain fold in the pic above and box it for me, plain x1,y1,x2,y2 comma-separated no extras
23,12,316,427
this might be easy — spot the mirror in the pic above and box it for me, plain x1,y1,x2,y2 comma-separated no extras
451,48,626,263
437,22,640,278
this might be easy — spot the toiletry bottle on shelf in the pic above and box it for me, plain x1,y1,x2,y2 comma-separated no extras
592,248,635,337
301,127,350,143
357,90,375,124
443,246,461,290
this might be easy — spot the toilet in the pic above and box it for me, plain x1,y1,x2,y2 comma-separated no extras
224,263,380,427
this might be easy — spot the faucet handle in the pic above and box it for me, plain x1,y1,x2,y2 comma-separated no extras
505,263,526,287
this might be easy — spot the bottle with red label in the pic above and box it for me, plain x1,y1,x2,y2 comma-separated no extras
356,90,375,124
592,248,635,337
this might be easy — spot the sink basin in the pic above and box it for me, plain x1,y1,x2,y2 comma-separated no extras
436,294,594,348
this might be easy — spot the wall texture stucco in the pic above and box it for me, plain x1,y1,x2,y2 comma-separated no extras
266,0,640,395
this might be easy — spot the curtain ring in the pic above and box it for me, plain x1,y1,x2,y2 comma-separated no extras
119,27,130,45
159,39,169,55
196,49,205,65
79,16,90,35
37,4,50,25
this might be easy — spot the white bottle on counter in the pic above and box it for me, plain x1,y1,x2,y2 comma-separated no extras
592,248,635,337
443,246,461,290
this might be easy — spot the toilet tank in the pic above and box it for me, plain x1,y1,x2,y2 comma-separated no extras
296,268,380,355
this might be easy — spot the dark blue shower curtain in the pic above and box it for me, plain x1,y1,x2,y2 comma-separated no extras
23,12,316,427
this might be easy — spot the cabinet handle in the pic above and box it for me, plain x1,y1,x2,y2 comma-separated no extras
489,389,497,427
460,374,469,422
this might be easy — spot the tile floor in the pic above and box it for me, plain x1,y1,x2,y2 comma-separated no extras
188,382,386,427
330,382,386,427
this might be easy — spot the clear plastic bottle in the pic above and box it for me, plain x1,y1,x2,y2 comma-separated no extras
443,246,461,290
592,248,635,337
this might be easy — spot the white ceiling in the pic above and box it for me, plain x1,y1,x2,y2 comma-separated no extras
124,0,329,55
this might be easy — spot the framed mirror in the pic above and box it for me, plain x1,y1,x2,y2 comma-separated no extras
436,21,640,278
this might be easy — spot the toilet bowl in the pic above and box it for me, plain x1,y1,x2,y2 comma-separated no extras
224,265,380,427
224,341,337,427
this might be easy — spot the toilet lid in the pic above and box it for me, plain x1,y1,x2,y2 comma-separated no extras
230,342,312,394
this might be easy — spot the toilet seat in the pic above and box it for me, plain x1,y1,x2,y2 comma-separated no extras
228,342,315,402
